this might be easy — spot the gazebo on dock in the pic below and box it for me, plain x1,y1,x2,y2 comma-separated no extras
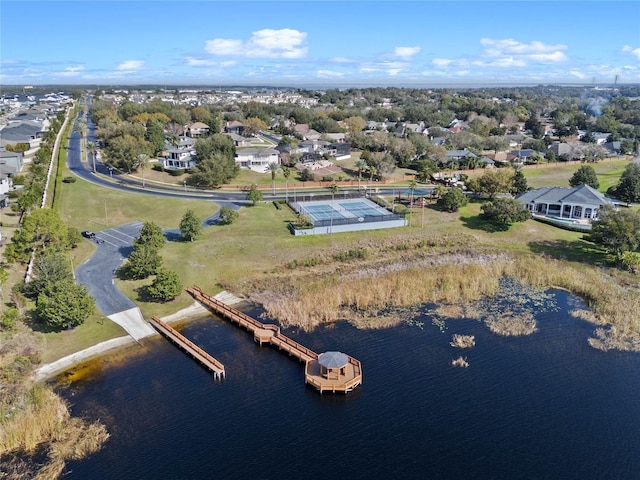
318,351,349,380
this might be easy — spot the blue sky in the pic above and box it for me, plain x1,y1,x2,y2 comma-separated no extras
2,1,639,86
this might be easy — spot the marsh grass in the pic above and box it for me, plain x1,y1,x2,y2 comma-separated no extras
485,312,538,336
451,334,475,348
451,356,469,368
249,241,640,350
0,385,108,480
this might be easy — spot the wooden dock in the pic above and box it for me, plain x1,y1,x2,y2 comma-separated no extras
187,286,362,393
149,315,225,380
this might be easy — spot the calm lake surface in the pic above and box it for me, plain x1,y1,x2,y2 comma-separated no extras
56,290,640,479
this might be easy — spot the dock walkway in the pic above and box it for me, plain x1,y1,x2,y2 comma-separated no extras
149,315,225,380
187,286,362,393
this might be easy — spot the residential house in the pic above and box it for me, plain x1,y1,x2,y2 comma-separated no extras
293,124,322,141
186,122,210,137
235,147,279,172
0,164,16,196
508,149,545,163
0,120,45,149
328,142,351,160
224,132,251,147
446,149,477,166
603,141,622,155
0,150,24,172
516,184,617,221
162,136,196,170
224,121,245,135
299,139,330,153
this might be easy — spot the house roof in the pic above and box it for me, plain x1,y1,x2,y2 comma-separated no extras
447,149,477,158
189,122,210,129
516,184,615,206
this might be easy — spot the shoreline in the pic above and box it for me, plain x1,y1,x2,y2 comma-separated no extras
32,302,211,383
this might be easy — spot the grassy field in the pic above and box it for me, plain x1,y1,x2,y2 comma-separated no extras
520,158,631,191
37,154,636,361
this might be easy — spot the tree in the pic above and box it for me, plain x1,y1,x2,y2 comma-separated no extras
354,158,368,190
569,165,599,189
136,153,150,188
511,168,529,195
120,244,163,279
468,169,514,199
329,183,339,233
243,117,268,136
481,198,530,225
589,205,640,255
35,278,95,330
219,206,239,225
147,268,183,302
87,141,97,172
179,209,202,241
6,209,71,263
187,153,238,188
103,134,150,172
437,188,469,212
299,168,314,182
614,163,640,205
135,222,166,250
246,184,263,206
24,250,73,299
281,166,292,200
267,162,281,195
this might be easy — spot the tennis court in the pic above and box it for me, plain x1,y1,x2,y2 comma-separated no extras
290,197,408,235
339,201,386,217
304,204,347,221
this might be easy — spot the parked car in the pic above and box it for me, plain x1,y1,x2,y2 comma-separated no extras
82,230,96,239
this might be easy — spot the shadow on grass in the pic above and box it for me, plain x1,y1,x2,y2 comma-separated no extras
528,237,611,264
460,214,510,232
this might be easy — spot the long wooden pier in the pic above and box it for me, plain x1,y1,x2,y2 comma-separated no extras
148,315,225,380
187,286,362,393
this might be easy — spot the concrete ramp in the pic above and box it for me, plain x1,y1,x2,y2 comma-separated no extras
213,290,245,305
108,307,156,341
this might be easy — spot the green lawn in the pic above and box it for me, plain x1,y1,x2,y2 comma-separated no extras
38,154,630,363
522,158,631,192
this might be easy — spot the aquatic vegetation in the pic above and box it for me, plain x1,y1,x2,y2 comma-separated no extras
451,334,475,348
485,313,538,337
451,356,469,368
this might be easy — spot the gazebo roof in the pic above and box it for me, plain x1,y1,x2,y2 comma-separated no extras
318,351,349,369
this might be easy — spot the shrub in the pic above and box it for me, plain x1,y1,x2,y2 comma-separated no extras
333,248,368,261
168,169,185,176
62,176,76,183
152,164,165,172
218,206,239,225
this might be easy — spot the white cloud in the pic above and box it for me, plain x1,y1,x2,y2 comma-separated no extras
570,70,587,79
186,57,237,67
481,38,566,55
57,66,85,77
332,56,356,63
622,45,640,60
480,38,567,64
393,46,421,60
316,70,345,78
116,60,144,71
205,29,308,59
432,58,453,67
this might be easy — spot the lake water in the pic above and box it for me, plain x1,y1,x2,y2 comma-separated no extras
55,290,640,479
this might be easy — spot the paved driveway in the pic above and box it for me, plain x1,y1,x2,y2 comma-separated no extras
75,221,142,316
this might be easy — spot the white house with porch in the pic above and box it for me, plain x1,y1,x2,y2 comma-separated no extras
516,184,617,221
234,147,279,172
162,136,196,170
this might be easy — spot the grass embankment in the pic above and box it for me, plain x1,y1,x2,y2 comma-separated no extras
521,158,631,192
